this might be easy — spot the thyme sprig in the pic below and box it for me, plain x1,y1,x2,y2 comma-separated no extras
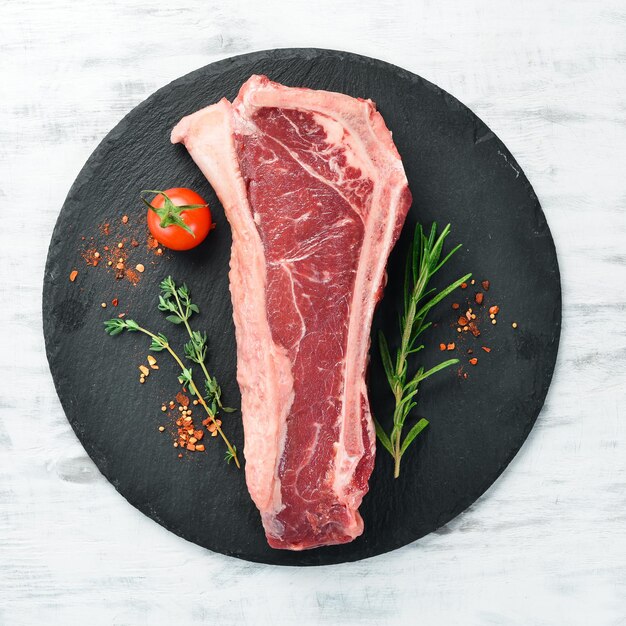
158,276,235,414
104,318,240,469
374,223,471,478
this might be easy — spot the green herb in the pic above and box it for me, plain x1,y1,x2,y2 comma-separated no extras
374,223,471,478
140,190,208,237
158,276,236,415
104,318,240,469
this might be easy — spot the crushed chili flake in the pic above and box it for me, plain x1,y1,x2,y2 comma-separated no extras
439,343,446,351
176,392,190,407
69,270,78,282
446,343,455,351
475,292,483,305
458,316,469,326
452,303,460,310
460,282,468,289
122,215,129,224
489,305,500,315
467,348,473,354
112,298,118,307
469,357,478,365
482,346,491,353
482,280,490,291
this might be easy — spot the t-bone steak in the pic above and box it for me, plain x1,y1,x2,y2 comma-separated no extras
171,75,411,550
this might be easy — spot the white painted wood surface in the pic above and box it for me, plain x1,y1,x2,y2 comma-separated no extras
1,0,625,623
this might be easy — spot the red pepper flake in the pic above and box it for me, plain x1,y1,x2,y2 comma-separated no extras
112,298,118,307
147,235,159,250
446,343,455,351
460,282,468,289
131,239,139,248
458,316,469,326
489,305,500,315
175,392,190,407
125,268,140,285
467,349,473,354
482,280,490,291
117,313,125,318
439,343,446,351
121,215,129,224
469,357,478,365
452,303,460,310
69,270,78,282
463,372,469,379
468,322,481,337
100,223,110,236
482,346,491,353
474,292,484,305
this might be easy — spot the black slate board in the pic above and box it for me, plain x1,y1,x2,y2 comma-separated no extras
43,49,561,566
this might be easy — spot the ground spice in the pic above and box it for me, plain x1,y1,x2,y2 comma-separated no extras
81,247,100,266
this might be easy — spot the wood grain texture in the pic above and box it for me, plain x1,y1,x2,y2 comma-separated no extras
0,0,624,624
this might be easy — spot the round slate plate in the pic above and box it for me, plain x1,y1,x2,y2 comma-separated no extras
43,48,560,566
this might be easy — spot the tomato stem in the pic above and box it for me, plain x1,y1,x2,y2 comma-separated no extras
140,189,208,238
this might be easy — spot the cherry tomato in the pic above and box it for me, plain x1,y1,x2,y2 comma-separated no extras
143,188,213,251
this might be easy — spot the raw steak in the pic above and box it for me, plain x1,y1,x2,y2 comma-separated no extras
171,76,411,550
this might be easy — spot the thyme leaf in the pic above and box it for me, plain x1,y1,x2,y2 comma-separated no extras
159,276,237,414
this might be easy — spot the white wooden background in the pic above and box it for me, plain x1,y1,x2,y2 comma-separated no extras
1,1,625,624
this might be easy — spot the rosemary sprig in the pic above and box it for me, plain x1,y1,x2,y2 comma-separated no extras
374,223,471,478
104,318,240,469
158,276,235,415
